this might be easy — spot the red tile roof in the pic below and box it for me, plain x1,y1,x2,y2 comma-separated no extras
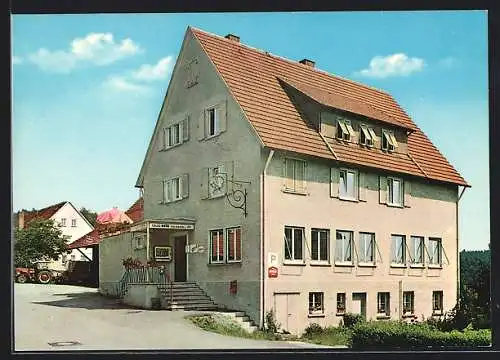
125,197,143,223
67,229,100,249
23,201,67,225
191,27,468,187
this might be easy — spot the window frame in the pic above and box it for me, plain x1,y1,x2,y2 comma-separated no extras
410,236,425,266
391,234,407,266
359,124,374,147
209,229,225,264
336,292,346,315
428,237,443,267
339,168,358,200
308,292,325,316
163,176,183,203
402,291,415,316
311,228,330,263
284,158,306,194
432,290,444,315
163,122,184,149
336,119,352,141
382,130,396,152
71,218,77,227
206,107,219,138
284,226,305,264
377,292,391,317
335,230,353,265
226,227,242,263
358,232,376,265
387,177,403,207
60,218,67,227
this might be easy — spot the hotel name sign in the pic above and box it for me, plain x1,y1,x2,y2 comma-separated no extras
130,222,195,232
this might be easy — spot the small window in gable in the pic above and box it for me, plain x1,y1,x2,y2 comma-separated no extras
207,107,219,137
360,124,374,147
382,130,398,152
336,119,353,141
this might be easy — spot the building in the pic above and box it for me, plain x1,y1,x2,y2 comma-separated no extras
100,26,469,334
15,201,95,269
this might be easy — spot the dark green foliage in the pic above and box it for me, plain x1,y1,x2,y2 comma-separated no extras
14,219,69,267
264,310,280,334
342,313,365,328
80,207,98,226
303,323,324,337
350,321,491,349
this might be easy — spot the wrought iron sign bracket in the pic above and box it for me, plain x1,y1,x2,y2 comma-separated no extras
213,173,250,217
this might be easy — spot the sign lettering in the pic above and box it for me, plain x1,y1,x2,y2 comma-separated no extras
185,244,205,254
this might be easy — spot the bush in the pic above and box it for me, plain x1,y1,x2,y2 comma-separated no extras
303,323,324,337
263,310,280,334
342,313,365,328
350,321,491,349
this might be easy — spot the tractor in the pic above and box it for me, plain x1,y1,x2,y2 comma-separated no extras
15,261,65,284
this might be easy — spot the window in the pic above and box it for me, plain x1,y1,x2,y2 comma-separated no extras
60,218,67,227
284,158,306,193
210,229,224,263
410,236,424,265
71,219,77,227
207,107,219,137
403,291,415,315
432,291,444,314
382,130,398,152
336,119,354,141
311,229,329,262
377,292,390,316
336,293,346,314
163,176,182,203
335,230,353,264
226,227,242,262
309,292,324,315
208,165,226,198
359,124,375,147
428,238,443,266
284,226,304,262
154,246,172,261
70,254,76,261
391,234,406,265
339,169,358,200
387,177,403,206
359,232,375,264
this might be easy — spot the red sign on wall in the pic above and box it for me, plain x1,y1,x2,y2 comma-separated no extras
229,280,237,295
268,266,278,278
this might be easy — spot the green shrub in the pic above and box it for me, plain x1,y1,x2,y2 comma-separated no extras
264,310,280,334
303,323,324,337
342,313,365,328
350,321,491,349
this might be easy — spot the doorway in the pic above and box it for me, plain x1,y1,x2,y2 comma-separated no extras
273,292,300,334
352,292,367,318
174,235,187,282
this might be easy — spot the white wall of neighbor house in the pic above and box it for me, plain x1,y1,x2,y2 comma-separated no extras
262,150,458,335
140,31,263,324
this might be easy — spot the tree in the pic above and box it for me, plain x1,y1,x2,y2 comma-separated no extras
14,219,70,267
80,207,98,227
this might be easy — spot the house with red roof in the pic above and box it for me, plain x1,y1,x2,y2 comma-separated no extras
99,27,469,334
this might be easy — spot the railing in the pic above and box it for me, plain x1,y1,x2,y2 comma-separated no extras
117,265,171,300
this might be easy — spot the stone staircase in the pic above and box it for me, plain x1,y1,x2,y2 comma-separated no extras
214,310,259,333
158,282,219,311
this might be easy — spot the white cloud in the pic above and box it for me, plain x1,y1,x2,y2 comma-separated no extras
131,56,174,82
12,56,23,65
438,56,458,69
28,32,142,73
356,53,425,78
102,75,150,93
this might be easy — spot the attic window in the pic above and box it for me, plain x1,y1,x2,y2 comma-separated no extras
360,124,375,147
336,119,354,141
382,130,398,152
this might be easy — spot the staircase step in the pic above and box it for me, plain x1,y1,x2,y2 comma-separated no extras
170,304,219,311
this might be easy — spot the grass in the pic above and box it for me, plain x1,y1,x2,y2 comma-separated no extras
301,327,352,347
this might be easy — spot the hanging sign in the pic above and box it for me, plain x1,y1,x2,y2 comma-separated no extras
268,266,278,278
185,244,205,254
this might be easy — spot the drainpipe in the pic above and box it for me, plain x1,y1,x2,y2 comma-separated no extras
398,280,403,320
261,149,275,328
456,186,467,306
146,222,150,282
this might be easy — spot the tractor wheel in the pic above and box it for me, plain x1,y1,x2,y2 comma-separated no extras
37,271,52,284
16,274,28,284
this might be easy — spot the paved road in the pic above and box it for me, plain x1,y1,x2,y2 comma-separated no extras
14,284,336,351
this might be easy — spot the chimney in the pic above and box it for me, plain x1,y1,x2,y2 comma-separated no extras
299,58,315,68
225,34,240,42
18,211,25,229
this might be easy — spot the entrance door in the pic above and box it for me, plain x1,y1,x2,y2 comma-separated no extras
273,293,299,334
352,292,367,318
174,235,187,282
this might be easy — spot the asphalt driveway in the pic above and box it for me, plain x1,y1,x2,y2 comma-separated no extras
14,283,335,351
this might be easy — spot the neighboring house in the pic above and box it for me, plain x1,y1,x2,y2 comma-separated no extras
16,201,95,269
101,27,469,334
125,197,144,223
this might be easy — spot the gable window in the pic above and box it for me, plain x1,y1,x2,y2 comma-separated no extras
71,219,77,227
60,218,67,227
335,230,353,264
377,292,390,316
284,226,304,262
208,165,226,198
226,227,242,263
387,177,403,206
311,229,329,262
284,158,306,193
359,232,375,264
432,291,444,315
339,169,358,200
403,291,415,315
359,124,375,147
391,234,406,265
382,130,398,152
207,107,219,137
410,236,424,265
337,293,346,314
309,292,324,315
210,229,224,264
163,176,182,203
428,238,443,266
336,119,354,141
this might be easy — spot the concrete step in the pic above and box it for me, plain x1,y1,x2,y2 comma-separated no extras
170,303,219,311
160,289,207,295
169,295,213,302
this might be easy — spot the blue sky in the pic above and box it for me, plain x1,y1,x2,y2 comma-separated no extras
11,11,489,250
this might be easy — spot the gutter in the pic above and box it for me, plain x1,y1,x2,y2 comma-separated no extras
456,186,467,306
261,149,275,328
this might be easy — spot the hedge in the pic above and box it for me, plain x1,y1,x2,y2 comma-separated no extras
350,321,491,349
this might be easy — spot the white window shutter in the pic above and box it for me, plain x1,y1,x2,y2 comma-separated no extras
183,115,190,142
379,175,387,204
158,128,166,151
197,110,205,141
404,180,412,208
330,167,339,198
301,161,308,194
282,158,288,191
199,167,210,199
159,180,166,204
181,173,189,199
218,99,227,133
358,171,367,202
